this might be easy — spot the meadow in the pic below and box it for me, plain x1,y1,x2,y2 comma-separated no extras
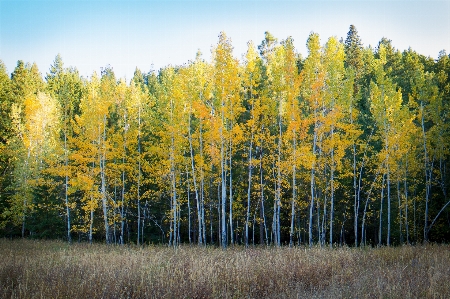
0,240,449,298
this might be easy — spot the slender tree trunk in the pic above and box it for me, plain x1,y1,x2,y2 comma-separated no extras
142,200,146,244
113,177,117,244
387,159,391,246
229,135,233,245
259,145,267,245
329,127,335,248
379,173,385,246
101,156,109,244
61,94,72,244
89,159,95,244
275,111,282,247
356,129,374,246
414,190,417,243
64,129,71,243
218,182,222,247
177,200,181,245
421,101,431,242
383,118,391,247
290,133,296,247
309,118,318,248
404,162,409,244
351,104,358,247
89,204,94,244
220,91,227,249
209,177,213,244
427,150,449,235
121,114,127,245
137,107,142,246
21,148,32,237
100,118,110,244
188,112,202,245
317,199,321,245
398,181,403,244
361,166,381,246
321,194,327,247
121,154,125,244
170,112,177,247
252,213,256,246
187,170,191,244
245,129,254,247
200,122,206,244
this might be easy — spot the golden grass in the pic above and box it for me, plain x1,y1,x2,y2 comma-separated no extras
0,240,449,298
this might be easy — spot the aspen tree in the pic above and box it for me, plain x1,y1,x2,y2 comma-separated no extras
213,32,240,248
72,71,114,243
243,41,261,247
278,37,302,247
369,45,404,245
408,64,446,241
9,92,59,237
46,55,84,243
299,33,324,247
321,36,352,247
190,56,212,244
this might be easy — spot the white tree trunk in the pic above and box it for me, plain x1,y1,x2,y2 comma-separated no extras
290,133,296,247
100,118,110,244
329,127,335,248
245,130,253,247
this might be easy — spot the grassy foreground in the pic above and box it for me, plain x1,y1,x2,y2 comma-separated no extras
0,240,449,298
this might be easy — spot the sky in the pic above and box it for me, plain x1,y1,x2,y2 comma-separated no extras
1,0,449,80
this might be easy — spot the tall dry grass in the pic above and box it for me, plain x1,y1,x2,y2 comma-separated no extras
0,240,449,298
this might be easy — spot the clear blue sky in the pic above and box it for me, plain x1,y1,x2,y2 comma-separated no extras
1,0,449,80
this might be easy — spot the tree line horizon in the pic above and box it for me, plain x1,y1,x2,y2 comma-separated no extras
0,25,449,247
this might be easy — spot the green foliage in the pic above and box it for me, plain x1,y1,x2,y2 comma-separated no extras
0,27,449,246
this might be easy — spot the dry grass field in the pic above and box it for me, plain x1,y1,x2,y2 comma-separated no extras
0,240,449,298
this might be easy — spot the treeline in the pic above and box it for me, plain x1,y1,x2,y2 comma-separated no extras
0,25,449,247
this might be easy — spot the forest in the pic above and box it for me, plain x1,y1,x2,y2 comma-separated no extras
0,25,449,247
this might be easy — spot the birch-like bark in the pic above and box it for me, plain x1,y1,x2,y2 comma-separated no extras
309,116,318,248
89,158,95,244
275,110,282,247
245,129,253,247
351,101,358,247
386,143,391,247
100,117,110,244
404,162,409,244
427,147,449,235
397,181,403,244
121,114,128,245
220,85,227,248
421,101,431,242
361,165,382,246
64,126,71,243
229,134,233,245
187,170,191,244
188,111,202,244
170,99,177,247
89,201,94,244
378,173,385,246
355,129,374,246
245,89,255,247
290,133,296,247
137,106,142,246
329,127,335,248
259,144,268,245
200,122,206,244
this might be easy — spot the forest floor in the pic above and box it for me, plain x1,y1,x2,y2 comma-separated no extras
0,239,449,298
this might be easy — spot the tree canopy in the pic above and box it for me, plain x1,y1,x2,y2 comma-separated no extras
1,26,449,246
